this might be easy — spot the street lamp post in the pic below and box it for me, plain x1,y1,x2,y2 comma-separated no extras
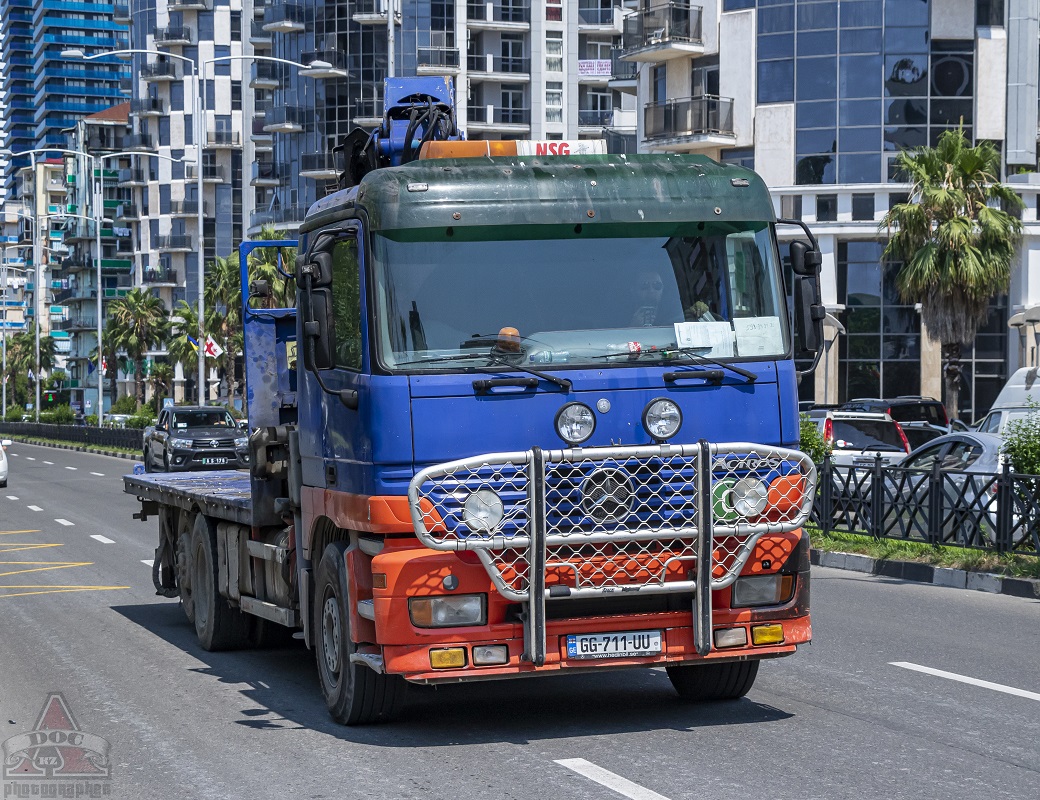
0,249,28,418
63,48,319,407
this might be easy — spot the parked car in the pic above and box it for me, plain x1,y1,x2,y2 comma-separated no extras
142,406,250,473
840,395,951,431
807,409,910,467
899,422,948,451
884,432,1004,544
0,439,11,488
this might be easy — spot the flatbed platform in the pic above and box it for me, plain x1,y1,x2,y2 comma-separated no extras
124,470,254,526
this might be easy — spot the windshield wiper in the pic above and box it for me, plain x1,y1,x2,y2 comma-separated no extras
596,346,757,383
395,351,572,392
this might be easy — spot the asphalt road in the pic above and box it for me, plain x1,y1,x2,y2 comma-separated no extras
1,441,1038,800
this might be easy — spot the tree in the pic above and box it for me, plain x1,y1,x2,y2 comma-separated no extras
881,129,1023,420
108,288,169,405
148,361,174,408
166,300,201,403
205,254,243,403
4,332,57,405
248,224,297,309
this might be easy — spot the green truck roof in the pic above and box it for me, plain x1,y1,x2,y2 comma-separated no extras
301,154,775,237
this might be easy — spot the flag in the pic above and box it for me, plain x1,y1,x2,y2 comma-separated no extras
204,335,224,359
186,334,200,353
87,360,96,375
101,356,108,373
27,369,34,383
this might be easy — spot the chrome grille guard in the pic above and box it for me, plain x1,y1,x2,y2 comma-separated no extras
407,441,816,665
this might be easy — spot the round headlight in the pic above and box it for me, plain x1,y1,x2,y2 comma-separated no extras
642,398,682,441
463,489,504,533
732,477,769,518
555,402,596,445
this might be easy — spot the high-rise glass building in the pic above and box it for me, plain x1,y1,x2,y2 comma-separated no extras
625,0,1040,421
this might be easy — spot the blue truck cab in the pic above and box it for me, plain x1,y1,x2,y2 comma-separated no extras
129,146,824,726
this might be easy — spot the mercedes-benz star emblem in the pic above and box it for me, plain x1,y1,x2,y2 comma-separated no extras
581,468,635,523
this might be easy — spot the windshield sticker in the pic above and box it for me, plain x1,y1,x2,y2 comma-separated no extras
673,322,735,357
733,316,783,357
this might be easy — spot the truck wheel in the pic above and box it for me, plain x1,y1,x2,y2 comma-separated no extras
176,526,195,624
666,660,760,701
313,542,403,725
190,513,249,651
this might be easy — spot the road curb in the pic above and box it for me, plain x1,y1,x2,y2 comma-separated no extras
811,548,1040,599
3,436,142,462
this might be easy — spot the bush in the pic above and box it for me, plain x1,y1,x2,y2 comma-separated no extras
110,395,139,415
1002,399,1040,475
125,412,156,429
4,405,21,422
799,412,831,465
85,414,98,426
39,404,76,425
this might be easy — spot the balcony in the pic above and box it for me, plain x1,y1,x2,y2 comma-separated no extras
466,54,530,81
466,105,531,131
578,58,613,83
251,161,287,186
143,267,178,285
168,0,210,10
185,164,225,183
56,316,96,332
251,115,274,150
643,95,735,149
466,2,531,28
621,3,704,62
141,62,178,82
156,234,193,252
352,0,399,25
170,199,207,217
578,108,614,128
130,97,164,117
263,105,309,133
300,50,349,79
53,284,97,304
119,76,133,95
353,99,383,126
207,129,242,148
117,168,147,186
418,47,460,73
253,0,270,17
153,26,194,47
115,203,139,221
249,20,272,48
250,204,308,228
115,238,135,255
249,61,282,90
300,152,339,180
578,1,620,29
123,133,153,152
263,3,307,33
609,49,637,92
113,4,130,23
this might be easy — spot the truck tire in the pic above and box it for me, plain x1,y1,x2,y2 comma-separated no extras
313,542,403,725
190,513,249,651
176,526,196,624
666,660,760,701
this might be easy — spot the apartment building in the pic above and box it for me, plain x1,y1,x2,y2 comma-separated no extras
251,0,638,233
625,0,1039,421
0,0,130,195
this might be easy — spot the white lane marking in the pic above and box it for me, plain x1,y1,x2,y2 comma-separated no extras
55,519,74,527
25,457,35,461
891,662,1040,703
90,472,105,477
65,466,77,471
9,453,16,457
141,559,153,566
42,461,53,465
555,759,670,800
90,535,115,544
6,496,18,500
27,505,43,512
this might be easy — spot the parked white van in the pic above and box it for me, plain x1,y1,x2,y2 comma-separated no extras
976,367,1040,434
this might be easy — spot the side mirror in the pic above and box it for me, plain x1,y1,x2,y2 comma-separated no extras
795,275,825,353
789,240,822,276
302,287,337,371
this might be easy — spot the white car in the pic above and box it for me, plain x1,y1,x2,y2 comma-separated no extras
0,439,11,488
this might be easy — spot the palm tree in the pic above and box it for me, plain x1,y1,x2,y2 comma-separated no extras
205,254,243,403
881,129,1023,420
148,361,174,407
5,331,56,386
166,299,201,403
248,224,297,308
108,288,169,404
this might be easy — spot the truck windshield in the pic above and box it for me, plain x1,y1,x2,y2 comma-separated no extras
370,223,788,370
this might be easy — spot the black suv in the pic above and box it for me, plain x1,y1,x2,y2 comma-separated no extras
143,406,250,472
839,396,950,430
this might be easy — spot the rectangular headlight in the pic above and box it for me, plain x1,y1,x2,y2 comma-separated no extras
409,595,486,628
732,575,782,608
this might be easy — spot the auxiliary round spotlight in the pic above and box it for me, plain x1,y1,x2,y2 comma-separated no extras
555,402,596,445
642,398,682,441
463,489,505,533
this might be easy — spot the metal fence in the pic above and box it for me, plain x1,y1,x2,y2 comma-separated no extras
811,458,1040,558
0,422,144,451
